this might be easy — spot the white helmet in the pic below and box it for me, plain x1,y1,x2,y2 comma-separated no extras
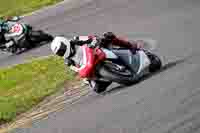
50,36,71,58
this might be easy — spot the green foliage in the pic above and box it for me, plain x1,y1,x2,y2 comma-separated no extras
0,0,66,123
0,0,63,17
0,56,75,122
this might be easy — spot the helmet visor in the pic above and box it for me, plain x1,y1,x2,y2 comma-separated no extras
56,42,67,56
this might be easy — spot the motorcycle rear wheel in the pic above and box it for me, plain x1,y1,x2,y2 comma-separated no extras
144,51,162,73
28,30,53,44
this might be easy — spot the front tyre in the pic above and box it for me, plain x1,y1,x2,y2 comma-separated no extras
98,62,138,85
8,45,18,54
89,80,112,94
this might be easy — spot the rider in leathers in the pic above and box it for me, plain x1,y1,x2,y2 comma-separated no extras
50,32,144,93
0,16,26,51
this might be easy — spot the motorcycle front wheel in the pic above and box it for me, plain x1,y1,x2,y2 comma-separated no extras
7,45,18,54
98,61,139,85
88,80,112,94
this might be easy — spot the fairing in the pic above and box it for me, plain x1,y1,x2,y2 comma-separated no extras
78,45,106,78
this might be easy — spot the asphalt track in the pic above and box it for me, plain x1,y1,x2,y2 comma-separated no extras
1,0,200,132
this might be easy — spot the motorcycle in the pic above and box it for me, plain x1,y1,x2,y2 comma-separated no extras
0,16,53,54
71,37,162,94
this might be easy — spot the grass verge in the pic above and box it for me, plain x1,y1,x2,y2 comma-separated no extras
0,55,75,123
0,0,63,17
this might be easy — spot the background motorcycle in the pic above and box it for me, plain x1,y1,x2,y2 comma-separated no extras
74,37,162,94
0,16,53,54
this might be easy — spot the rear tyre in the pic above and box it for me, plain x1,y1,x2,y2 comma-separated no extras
28,30,53,43
145,51,162,73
